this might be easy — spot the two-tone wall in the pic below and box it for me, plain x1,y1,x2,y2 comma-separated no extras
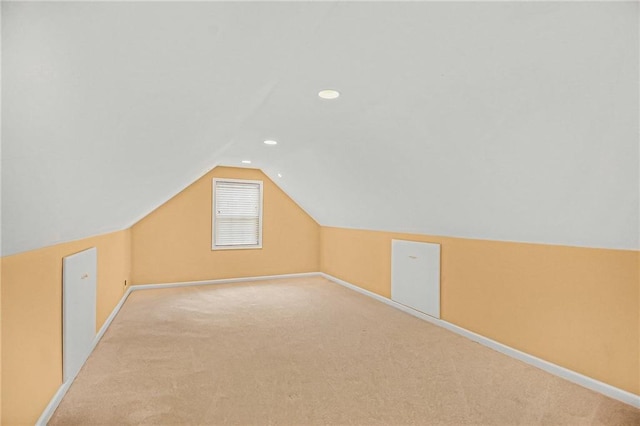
1,166,638,424
0,166,321,425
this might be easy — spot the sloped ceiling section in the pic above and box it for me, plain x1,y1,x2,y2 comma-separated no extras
2,1,638,255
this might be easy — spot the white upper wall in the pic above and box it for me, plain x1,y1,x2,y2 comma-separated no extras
2,1,638,255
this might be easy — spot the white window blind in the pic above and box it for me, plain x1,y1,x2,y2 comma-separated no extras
212,179,263,249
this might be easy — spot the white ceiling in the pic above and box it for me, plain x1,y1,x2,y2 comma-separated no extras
2,1,638,255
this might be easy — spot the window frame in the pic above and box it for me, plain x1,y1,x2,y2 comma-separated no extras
211,177,264,251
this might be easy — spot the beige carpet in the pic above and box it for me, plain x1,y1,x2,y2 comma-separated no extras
50,276,639,425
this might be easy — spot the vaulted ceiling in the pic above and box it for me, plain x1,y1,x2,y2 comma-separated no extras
3,1,638,255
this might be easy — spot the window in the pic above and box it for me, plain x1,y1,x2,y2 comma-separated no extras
212,178,263,250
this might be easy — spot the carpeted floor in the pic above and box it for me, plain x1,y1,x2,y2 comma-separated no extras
50,276,639,425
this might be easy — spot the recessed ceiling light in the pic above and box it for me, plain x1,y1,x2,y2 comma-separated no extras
242,160,251,164
277,173,282,178
318,89,340,100
264,140,278,145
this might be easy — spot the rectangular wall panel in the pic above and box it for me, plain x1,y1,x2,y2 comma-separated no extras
391,239,440,318
63,247,97,382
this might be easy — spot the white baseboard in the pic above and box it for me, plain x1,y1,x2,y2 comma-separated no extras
36,285,134,426
36,284,135,426
34,381,72,426
36,270,639,425
127,272,320,292
319,272,640,409
35,272,318,425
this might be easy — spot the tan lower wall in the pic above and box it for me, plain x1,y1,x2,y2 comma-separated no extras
1,229,131,425
1,249,3,424
1,210,637,423
320,226,640,396
131,167,320,285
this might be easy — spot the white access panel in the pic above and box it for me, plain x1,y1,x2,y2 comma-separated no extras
391,240,441,318
63,247,97,382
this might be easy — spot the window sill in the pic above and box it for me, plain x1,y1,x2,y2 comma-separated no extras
211,245,263,251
